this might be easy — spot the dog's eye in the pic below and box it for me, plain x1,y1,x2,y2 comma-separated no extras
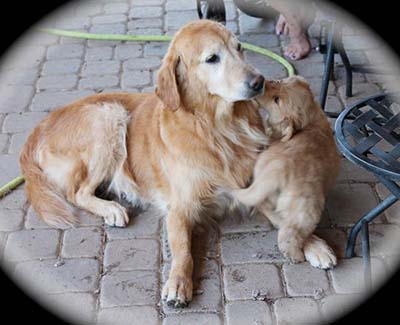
273,96,280,105
205,54,220,64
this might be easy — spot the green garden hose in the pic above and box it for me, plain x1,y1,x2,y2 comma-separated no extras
0,28,295,198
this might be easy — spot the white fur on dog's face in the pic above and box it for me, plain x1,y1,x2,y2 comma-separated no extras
195,35,264,102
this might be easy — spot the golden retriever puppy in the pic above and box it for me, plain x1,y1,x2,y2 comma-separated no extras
19,20,268,307
231,76,341,269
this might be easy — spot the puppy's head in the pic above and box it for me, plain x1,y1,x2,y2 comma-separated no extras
257,76,318,142
156,20,265,110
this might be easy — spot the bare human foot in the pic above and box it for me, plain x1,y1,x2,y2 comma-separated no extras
275,14,312,61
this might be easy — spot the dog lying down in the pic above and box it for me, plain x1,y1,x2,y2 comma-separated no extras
231,76,341,269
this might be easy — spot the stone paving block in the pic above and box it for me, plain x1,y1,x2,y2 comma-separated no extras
100,270,158,307
127,18,163,30
62,227,103,258
0,188,26,210
225,300,273,325
144,43,169,57
162,259,222,314
0,231,7,260
97,306,159,325
128,27,163,36
46,44,85,60
273,297,322,325
16,258,99,293
324,95,344,114
4,229,60,262
0,85,34,113
165,11,198,31
31,90,95,112
9,131,31,154
106,206,162,240
54,16,91,30
326,183,380,227
79,75,120,90
295,62,325,78
104,3,129,14
121,70,151,88
123,57,161,70
336,159,377,183
2,112,48,133
37,75,78,91
0,68,39,86
114,44,143,60
338,82,381,106
0,208,24,231
41,59,82,75
239,33,279,48
163,313,222,325
92,14,127,24
82,60,121,76
129,6,163,18
165,0,197,11
320,294,365,324
244,51,287,79
74,1,104,17
43,292,96,324
104,238,159,272
4,45,46,69
375,183,400,224
353,224,400,257
329,257,386,294
0,134,8,152
223,263,284,300
90,23,126,35
219,211,273,234
131,0,163,6
85,46,114,61
282,262,330,297
239,14,275,35
220,231,284,265
343,34,378,51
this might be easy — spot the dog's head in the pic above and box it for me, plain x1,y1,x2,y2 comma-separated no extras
257,76,319,142
156,20,265,110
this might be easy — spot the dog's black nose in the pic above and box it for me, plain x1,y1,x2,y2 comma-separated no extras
248,74,265,92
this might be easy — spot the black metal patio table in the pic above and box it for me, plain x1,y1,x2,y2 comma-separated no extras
335,93,400,289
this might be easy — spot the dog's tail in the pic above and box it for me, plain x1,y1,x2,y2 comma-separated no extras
19,140,77,227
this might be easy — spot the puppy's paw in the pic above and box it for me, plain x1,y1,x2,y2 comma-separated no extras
304,235,337,269
104,203,129,228
162,274,193,308
281,245,306,264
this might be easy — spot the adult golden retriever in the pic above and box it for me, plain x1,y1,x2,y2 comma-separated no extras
19,20,267,307
231,76,341,269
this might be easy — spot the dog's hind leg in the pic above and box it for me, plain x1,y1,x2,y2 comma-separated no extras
276,193,325,264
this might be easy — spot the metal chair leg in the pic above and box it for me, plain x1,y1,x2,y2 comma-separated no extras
319,22,336,110
361,220,372,291
336,35,353,97
345,194,398,258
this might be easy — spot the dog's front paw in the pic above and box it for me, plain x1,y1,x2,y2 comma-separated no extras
104,203,129,227
279,242,305,264
162,274,193,308
304,235,337,269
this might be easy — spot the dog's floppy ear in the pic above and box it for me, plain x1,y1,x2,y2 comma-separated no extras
156,48,181,111
281,118,295,142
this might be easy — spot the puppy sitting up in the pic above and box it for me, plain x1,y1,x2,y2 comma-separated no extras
232,76,341,269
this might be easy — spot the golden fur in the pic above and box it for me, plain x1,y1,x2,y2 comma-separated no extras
19,20,267,307
232,76,341,269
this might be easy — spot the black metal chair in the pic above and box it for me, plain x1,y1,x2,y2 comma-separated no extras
335,93,400,289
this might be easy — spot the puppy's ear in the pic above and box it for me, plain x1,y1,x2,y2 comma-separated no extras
281,118,295,142
156,49,181,111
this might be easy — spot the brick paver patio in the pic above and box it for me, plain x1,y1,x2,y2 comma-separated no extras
0,0,399,324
